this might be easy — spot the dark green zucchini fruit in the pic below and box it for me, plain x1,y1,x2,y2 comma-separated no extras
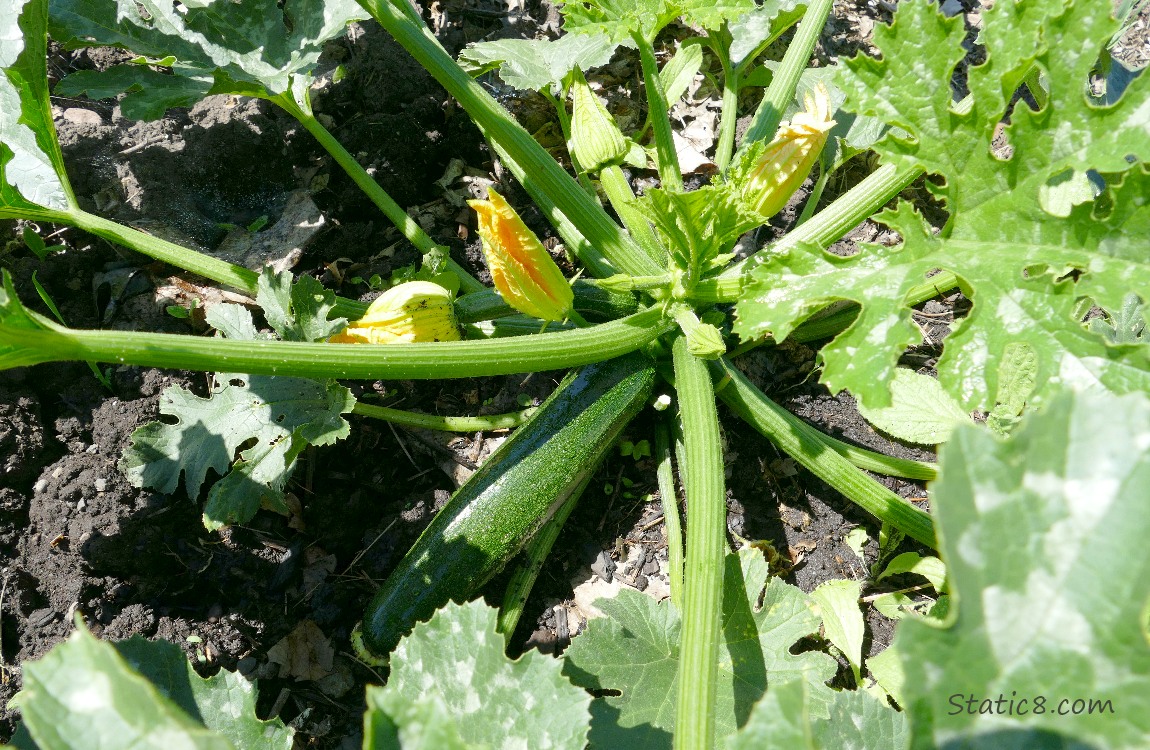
361,352,655,657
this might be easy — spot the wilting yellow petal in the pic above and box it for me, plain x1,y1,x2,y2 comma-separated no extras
330,280,460,344
742,83,836,220
468,189,574,322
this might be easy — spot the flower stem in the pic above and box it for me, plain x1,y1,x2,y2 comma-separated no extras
358,0,662,278
274,93,485,294
351,402,536,431
714,56,740,173
739,0,834,149
634,32,682,192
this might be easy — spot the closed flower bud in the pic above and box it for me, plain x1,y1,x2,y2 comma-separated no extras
330,281,461,343
468,189,574,322
742,83,836,220
569,68,630,173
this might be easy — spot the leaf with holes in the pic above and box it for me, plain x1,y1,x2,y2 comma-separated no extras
120,371,353,529
734,0,1150,412
48,0,368,117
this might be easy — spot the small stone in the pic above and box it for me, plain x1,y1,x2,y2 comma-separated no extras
94,477,107,493
590,550,615,582
62,108,101,125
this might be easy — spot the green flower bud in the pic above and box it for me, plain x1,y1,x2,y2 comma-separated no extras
569,68,630,173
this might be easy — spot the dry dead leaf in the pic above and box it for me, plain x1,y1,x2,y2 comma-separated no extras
267,619,335,681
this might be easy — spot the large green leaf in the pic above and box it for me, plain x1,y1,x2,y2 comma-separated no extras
560,0,756,42
727,0,807,68
120,369,353,529
364,599,591,750
119,272,351,529
1,0,74,215
734,0,1150,412
562,548,836,748
725,678,908,750
48,0,368,117
11,622,291,750
897,388,1150,749
458,32,617,92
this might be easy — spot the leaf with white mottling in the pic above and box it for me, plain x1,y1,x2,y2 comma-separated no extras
49,0,367,116
725,679,909,750
368,599,591,750
734,0,1150,412
1,0,73,215
897,388,1150,748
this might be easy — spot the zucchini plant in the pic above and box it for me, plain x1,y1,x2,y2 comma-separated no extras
1,0,1147,747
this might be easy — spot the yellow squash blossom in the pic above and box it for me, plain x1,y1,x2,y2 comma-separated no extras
330,280,461,343
742,83,836,220
468,189,574,322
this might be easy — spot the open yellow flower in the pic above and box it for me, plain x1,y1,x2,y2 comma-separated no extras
329,280,460,344
468,189,574,322
742,83,836,220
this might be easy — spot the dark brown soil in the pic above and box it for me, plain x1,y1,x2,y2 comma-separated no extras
0,0,1051,745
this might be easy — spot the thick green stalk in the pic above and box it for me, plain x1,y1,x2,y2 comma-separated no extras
5,295,671,377
672,336,726,750
655,420,684,608
692,163,926,302
814,431,937,481
598,165,666,264
358,0,662,279
352,402,535,431
64,209,373,320
715,359,936,547
739,0,834,149
274,94,484,295
634,33,683,192
714,58,740,174
67,209,261,297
